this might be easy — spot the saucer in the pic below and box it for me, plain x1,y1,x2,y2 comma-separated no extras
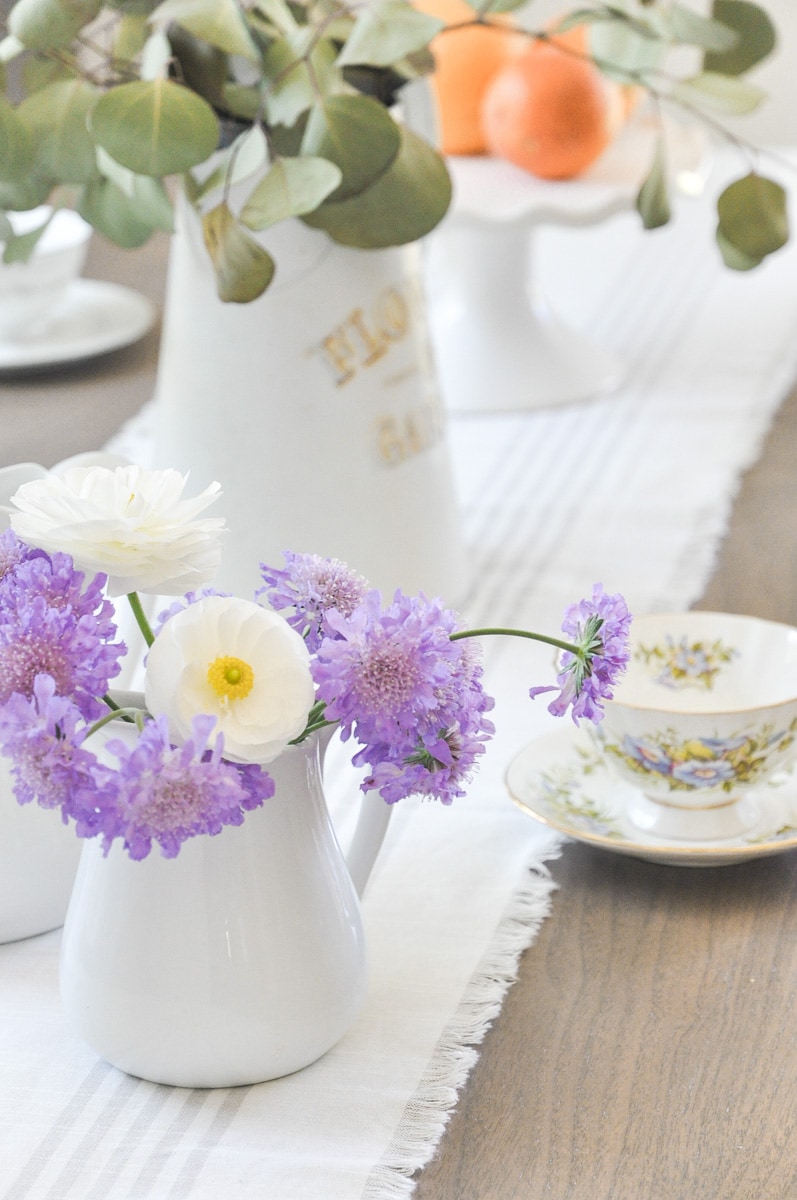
0,280,155,372
505,728,797,867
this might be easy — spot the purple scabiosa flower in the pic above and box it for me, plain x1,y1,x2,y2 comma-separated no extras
0,542,124,719
101,714,275,860
313,590,463,744
314,590,495,804
530,584,632,725
257,551,369,652
0,528,45,584
0,594,124,721
0,674,106,823
153,586,232,635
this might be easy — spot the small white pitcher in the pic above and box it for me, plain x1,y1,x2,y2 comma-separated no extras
0,753,82,944
59,727,391,1088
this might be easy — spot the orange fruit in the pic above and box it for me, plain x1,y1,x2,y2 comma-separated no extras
481,28,626,180
415,0,523,156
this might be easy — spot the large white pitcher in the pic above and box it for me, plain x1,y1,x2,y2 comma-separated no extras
151,197,466,604
59,728,391,1088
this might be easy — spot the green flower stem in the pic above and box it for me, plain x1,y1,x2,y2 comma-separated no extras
127,591,155,648
87,707,145,738
290,717,337,745
450,627,585,660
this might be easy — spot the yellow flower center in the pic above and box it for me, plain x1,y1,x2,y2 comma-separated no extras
207,655,255,702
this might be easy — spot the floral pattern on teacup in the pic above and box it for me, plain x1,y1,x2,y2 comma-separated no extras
605,719,797,793
634,636,738,690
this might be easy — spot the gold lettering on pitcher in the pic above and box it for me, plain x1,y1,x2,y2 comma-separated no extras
377,400,445,467
312,287,411,385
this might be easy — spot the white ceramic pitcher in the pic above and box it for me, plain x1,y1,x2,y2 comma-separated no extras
0,754,82,944
151,195,466,604
59,728,392,1088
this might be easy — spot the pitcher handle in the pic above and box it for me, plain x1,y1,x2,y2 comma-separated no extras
316,726,393,900
345,795,393,899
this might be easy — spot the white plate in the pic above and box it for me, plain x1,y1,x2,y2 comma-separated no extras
0,280,156,371
506,727,797,867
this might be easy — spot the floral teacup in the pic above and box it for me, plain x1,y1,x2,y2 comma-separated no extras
594,611,797,840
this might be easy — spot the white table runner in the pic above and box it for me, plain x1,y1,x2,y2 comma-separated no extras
3,151,797,1199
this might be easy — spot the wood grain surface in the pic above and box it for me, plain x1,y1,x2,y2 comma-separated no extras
414,384,797,1200
0,235,167,468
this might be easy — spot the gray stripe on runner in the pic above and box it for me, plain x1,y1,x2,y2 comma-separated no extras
83,1087,174,1200
40,1075,144,1200
2,1062,112,1200
169,1087,254,1199
125,1089,208,1198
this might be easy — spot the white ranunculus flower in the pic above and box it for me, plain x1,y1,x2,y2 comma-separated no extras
144,596,316,764
0,453,129,532
9,464,224,596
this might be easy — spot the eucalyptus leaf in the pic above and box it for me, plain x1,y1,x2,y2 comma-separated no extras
470,0,528,12
705,0,776,75
89,80,219,176
96,149,175,229
554,9,615,33
19,79,100,184
240,155,342,229
113,13,149,65
0,98,33,183
335,3,443,69
589,16,665,84
635,133,671,230
667,4,738,52
168,25,229,106
251,0,299,37
8,0,103,51
716,227,761,271
263,34,341,127
716,173,788,260
202,202,276,302
302,125,451,248
190,124,268,201
2,212,50,263
268,114,308,158
78,176,163,247
130,175,174,231
152,0,259,61
672,71,766,115
0,173,52,210
300,93,400,202
21,51,72,95
221,83,262,123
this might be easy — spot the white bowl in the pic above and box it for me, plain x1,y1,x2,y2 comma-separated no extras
594,611,797,840
0,206,92,339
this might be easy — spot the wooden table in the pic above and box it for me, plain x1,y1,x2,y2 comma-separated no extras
414,386,797,1200
0,235,167,467
3,234,797,1200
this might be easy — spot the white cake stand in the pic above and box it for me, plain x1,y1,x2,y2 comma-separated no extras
424,114,708,413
